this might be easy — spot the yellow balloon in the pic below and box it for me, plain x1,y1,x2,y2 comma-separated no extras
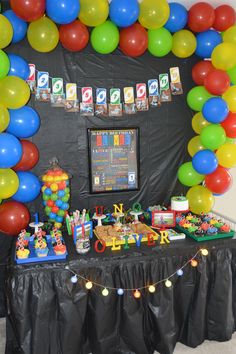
172,30,196,58
27,17,59,53
211,42,236,70
216,143,236,168
192,112,210,134
0,14,13,49
187,135,205,157
139,0,170,30
0,104,10,132
223,25,236,45
79,0,109,27
187,185,214,215
0,76,30,109
222,86,236,112
0,169,19,199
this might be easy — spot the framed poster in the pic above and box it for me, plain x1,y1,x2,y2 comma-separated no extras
152,211,176,229
88,128,140,193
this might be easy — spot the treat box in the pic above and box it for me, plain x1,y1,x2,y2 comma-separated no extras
15,234,68,264
176,225,235,242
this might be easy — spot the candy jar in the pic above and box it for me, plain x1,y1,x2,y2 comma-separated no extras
41,157,71,228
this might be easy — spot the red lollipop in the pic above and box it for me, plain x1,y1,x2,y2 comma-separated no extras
0,201,30,236
192,60,214,85
221,112,236,138
10,0,45,22
204,69,230,96
188,2,215,33
205,166,232,194
119,23,148,57
13,140,39,171
59,20,89,52
213,5,236,32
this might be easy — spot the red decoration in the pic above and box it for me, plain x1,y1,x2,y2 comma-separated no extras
188,2,215,33
192,61,214,86
147,233,155,246
204,69,230,96
10,0,45,22
221,112,236,138
0,201,30,236
94,239,106,253
59,20,89,52
95,205,105,216
213,5,236,32
119,23,148,57
13,140,39,171
205,166,232,194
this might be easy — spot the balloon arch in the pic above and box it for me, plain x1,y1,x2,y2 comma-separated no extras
0,0,236,235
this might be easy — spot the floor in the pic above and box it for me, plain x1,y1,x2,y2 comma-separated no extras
0,317,235,354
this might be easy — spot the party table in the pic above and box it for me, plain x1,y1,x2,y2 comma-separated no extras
5,233,236,354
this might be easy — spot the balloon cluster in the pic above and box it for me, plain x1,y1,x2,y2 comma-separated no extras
178,6,236,215
42,160,70,229
0,45,41,235
0,1,233,59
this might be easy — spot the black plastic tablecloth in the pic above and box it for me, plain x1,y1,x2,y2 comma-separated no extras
5,234,236,354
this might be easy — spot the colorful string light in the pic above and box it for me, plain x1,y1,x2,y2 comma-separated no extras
66,249,209,298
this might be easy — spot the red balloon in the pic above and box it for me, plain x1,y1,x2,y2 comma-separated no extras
119,23,148,57
47,200,54,207
204,69,230,96
205,166,232,194
10,0,45,21
213,5,236,32
188,2,215,32
221,112,236,138
0,201,30,236
59,20,89,52
192,61,214,85
13,140,39,171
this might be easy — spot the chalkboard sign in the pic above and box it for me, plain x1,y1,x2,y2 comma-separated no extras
88,128,140,193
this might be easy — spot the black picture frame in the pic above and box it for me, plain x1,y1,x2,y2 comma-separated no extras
88,127,140,194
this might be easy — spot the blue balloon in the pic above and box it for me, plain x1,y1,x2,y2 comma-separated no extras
195,30,222,59
49,212,56,219
7,106,40,138
12,172,41,203
46,0,80,24
8,54,30,81
44,188,52,196
55,199,63,207
202,97,229,123
109,0,139,27
61,202,69,210
3,10,27,43
43,201,47,206
192,150,218,175
0,133,22,168
164,3,188,32
55,216,63,223
57,190,65,198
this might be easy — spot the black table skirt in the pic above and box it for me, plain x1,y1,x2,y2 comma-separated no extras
5,234,236,354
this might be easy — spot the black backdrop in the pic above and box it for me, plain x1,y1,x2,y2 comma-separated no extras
0,0,199,315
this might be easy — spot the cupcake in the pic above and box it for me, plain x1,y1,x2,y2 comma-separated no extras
194,228,204,237
188,225,198,233
207,226,218,235
220,224,231,233
36,247,49,257
16,247,30,259
53,244,66,255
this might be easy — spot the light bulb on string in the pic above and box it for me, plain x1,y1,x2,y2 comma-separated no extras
148,285,156,293
134,289,141,298
165,279,172,288
201,249,209,256
70,275,78,283
102,288,109,296
85,281,93,290
177,269,183,276
117,288,124,296
191,259,198,267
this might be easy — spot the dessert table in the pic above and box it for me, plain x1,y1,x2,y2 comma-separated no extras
5,233,236,354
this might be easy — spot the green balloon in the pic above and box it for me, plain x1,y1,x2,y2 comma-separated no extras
187,86,212,112
227,65,236,85
43,194,50,201
51,193,58,201
58,210,65,217
64,187,70,194
61,195,69,202
200,124,226,150
148,27,172,57
0,50,10,79
178,162,205,187
45,206,51,214
226,137,236,144
90,20,119,54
